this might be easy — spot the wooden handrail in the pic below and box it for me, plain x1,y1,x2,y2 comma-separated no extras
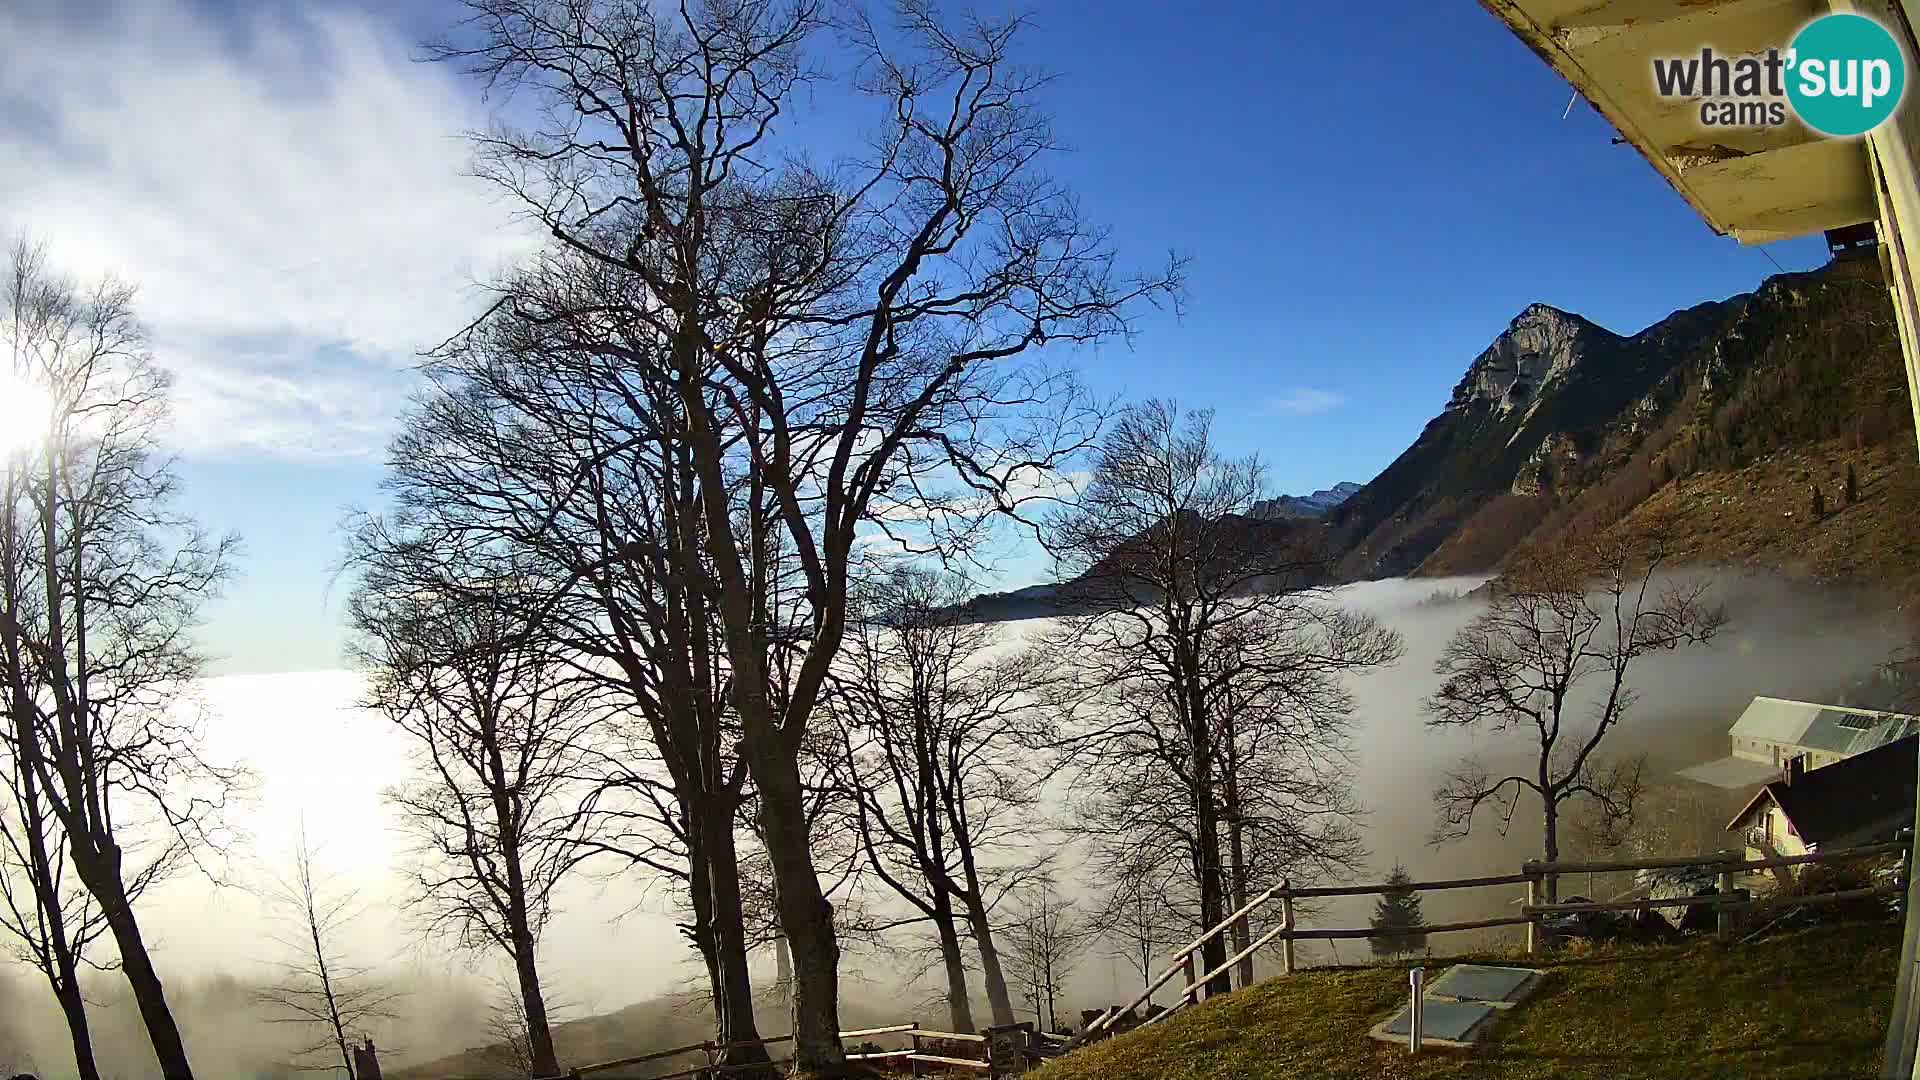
911,1028,989,1042
568,1021,923,1076
839,1023,919,1039
1283,871,1532,898
1526,893,1735,916
1528,881,1903,915
912,1053,994,1070
1288,914,1534,940
569,1040,710,1075
1070,839,1910,1055
1076,879,1291,1041
1522,839,1907,876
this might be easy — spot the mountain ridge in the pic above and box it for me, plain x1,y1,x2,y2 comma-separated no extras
962,254,1912,621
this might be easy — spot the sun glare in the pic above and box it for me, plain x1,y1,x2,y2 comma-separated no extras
0,369,51,459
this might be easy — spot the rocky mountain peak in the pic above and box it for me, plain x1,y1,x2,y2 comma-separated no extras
1249,481,1363,520
1448,303,1613,417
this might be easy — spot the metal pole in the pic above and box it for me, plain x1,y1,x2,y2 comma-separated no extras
1409,968,1424,1055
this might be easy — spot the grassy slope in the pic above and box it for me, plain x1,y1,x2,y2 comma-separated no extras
1033,923,1899,1080
1611,437,1920,600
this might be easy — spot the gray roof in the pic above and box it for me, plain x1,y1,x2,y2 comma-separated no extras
1728,696,1919,755
1675,755,1781,789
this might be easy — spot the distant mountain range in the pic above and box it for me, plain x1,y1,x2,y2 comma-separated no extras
1250,482,1363,520
959,253,1917,623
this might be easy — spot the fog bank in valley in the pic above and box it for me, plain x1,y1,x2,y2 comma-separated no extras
0,572,1906,1075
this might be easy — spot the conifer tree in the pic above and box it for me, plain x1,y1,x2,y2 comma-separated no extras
1369,864,1428,960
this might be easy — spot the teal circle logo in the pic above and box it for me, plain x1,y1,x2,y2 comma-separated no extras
1787,13,1906,137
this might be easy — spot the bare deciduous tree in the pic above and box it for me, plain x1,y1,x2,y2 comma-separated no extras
0,726,110,1080
1092,851,1184,1004
257,829,401,1078
419,0,1177,1066
0,236,243,1080
1427,536,1725,900
830,566,1053,1031
1045,401,1401,995
348,564,594,1080
365,265,783,1076
1000,878,1091,1034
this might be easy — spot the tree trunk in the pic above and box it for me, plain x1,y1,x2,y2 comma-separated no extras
8,724,100,1080
1228,826,1252,990
489,737,559,1080
1185,673,1230,997
960,899,1017,1027
54,977,101,1080
698,802,772,1076
931,893,976,1033
510,932,560,1078
79,851,193,1080
1193,808,1230,997
1223,752,1253,990
744,743,846,1073
1541,800,1560,905
674,339,844,1074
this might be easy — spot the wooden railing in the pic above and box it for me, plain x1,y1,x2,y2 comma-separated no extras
550,1021,1011,1079
1075,837,1910,1043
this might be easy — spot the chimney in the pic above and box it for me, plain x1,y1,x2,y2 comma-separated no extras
1785,754,1807,786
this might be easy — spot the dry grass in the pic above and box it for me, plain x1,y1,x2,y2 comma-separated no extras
1031,921,1900,1080
1611,437,1920,602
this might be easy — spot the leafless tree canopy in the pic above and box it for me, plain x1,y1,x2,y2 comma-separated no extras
414,0,1177,1067
1043,401,1401,995
999,877,1092,1034
256,830,402,1079
1426,534,1726,900
0,236,244,1080
348,560,597,1079
828,566,1055,1031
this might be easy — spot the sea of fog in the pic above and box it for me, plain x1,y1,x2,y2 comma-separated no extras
0,571,1905,1075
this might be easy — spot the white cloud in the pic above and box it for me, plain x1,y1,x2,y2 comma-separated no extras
0,2,539,461
1265,387,1347,416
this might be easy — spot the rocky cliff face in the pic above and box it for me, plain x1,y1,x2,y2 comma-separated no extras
1447,304,1611,419
1320,294,1715,579
956,257,1908,624
1323,255,1906,581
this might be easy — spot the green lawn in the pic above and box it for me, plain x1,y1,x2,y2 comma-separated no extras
1031,922,1901,1080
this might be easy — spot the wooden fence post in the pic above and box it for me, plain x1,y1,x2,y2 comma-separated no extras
1280,880,1296,976
1180,951,1197,1003
702,1041,716,1080
910,1019,924,1078
1524,864,1541,956
1717,849,1737,940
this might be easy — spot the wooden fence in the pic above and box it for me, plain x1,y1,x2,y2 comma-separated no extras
518,839,1910,1077
1074,837,1910,1043
547,1021,1025,1079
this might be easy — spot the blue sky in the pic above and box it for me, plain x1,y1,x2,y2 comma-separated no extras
0,0,1830,675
